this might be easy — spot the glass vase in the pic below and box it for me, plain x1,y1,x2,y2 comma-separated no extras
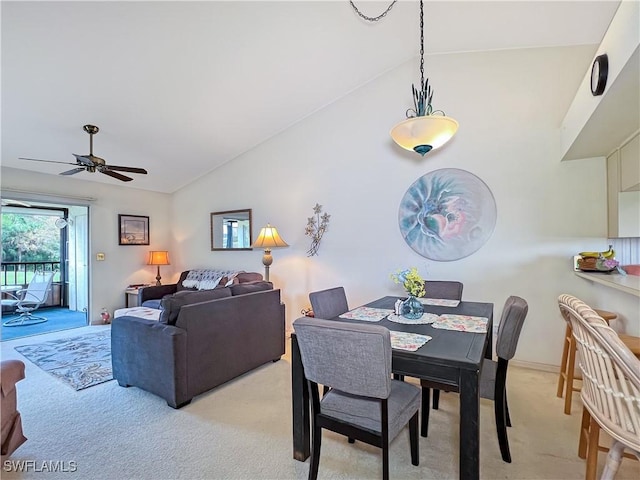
402,295,424,320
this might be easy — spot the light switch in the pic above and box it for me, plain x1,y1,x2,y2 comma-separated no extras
96,253,105,261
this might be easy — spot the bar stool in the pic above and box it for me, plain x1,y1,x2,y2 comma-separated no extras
556,309,617,415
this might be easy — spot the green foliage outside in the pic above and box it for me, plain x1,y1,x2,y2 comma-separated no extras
1,213,62,285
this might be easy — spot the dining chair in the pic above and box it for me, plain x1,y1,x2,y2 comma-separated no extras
420,295,528,463
558,294,640,480
422,280,464,410
309,286,349,319
293,317,420,480
1,271,54,326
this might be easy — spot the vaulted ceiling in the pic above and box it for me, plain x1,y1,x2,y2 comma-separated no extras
1,1,620,193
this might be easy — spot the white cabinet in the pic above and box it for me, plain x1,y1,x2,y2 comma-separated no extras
620,133,640,192
608,132,640,238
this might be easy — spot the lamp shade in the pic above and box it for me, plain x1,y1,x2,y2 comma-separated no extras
390,115,459,155
147,251,170,266
252,224,289,249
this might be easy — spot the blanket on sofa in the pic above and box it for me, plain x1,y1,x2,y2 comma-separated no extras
181,269,240,290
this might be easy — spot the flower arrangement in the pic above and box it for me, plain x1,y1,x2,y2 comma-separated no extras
390,267,426,298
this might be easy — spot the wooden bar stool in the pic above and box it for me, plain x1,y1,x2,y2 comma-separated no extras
556,309,617,415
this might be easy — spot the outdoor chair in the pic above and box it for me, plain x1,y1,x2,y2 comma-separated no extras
420,295,528,463
422,280,464,410
1,271,54,326
293,317,420,480
558,294,640,480
309,286,349,319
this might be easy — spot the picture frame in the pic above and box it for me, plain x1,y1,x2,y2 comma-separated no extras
118,214,149,245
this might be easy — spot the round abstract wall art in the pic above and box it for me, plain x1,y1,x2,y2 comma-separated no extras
398,168,497,261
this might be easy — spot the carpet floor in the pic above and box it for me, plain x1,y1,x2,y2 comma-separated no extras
1,326,639,479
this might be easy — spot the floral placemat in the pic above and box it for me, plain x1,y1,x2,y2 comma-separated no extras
390,331,432,351
387,313,439,324
339,307,393,322
431,314,489,333
418,298,460,307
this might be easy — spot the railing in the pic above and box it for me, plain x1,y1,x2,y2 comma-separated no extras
1,261,61,286
0,262,64,309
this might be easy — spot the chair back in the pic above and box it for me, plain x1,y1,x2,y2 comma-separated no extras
558,294,640,452
23,272,54,304
423,281,463,300
309,287,349,319
495,296,528,360
293,317,392,399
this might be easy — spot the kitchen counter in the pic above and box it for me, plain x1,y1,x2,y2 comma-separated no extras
575,271,640,297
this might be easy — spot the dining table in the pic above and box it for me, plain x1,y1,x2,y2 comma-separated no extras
291,295,494,480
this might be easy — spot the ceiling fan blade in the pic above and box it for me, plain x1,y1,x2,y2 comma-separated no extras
72,154,96,167
101,170,133,182
19,157,79,166
104,165,148,174
59,167,86,176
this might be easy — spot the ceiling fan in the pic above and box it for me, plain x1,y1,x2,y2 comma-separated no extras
20,125,148,182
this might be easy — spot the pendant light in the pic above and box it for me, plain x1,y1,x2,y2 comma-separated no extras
389,0,458,155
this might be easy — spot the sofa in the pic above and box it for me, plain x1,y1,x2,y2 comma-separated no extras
137,269,264,309
1,360,27,456
111,275,285,408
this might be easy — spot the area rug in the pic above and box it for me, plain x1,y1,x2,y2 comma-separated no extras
14,330,112,390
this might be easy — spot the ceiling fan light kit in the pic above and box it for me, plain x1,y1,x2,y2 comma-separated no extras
19,124,148,182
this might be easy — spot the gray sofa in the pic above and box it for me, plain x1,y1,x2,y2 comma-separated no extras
111,281,285,408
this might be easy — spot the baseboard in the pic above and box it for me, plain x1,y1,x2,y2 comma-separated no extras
510,359,559,373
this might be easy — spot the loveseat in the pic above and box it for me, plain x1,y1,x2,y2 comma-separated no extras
111,273,285,408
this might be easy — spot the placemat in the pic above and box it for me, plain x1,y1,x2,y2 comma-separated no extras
431,314,489,333
418,298,460,307
339,307,393,322
387,313,439,324
390,331,432,351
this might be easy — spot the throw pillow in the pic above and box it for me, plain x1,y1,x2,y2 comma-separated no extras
159,287,232,325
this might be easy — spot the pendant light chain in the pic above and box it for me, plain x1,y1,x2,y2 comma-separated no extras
349,0,397,22
419,0,425,88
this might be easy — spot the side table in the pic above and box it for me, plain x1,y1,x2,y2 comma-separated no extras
124,285,151,308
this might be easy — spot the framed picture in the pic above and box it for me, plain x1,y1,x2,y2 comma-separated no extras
118,214,149,245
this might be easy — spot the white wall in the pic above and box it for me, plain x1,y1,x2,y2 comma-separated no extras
1,167,173,323
171,44,621,368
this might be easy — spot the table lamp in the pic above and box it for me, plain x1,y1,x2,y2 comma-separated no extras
251,224,288,282
148,251,170,286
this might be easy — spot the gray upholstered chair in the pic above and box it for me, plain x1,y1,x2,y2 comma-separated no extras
420,295,528,463
293,317,420,480
308,287,349,319
422,280,464,410
1,272,54,326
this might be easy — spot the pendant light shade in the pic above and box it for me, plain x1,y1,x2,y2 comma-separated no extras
390,115,458,155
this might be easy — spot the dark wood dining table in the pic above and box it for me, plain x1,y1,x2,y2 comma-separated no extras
291,295,494,480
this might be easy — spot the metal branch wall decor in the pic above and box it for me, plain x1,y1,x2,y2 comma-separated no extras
305,204,330,256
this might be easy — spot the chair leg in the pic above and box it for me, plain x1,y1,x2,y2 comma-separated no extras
309,424,322,480
601,440,626,480
409,411,419,466
432,389,440,409
578,407,590,459
505,391,511,428
421,387,431,438
382,441,389,480
585,414,600,480
494,379,511,463
556,324,571,398
564,335,577,415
